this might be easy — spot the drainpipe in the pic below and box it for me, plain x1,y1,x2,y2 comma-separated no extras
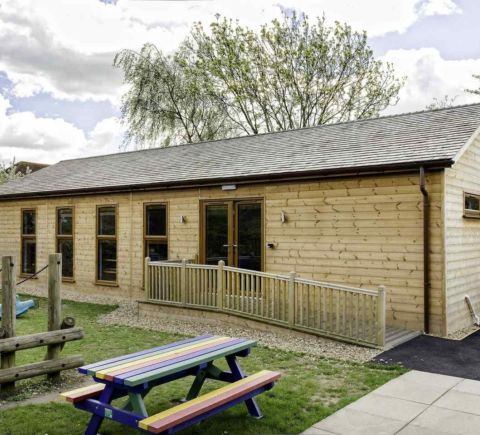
419,167,430,334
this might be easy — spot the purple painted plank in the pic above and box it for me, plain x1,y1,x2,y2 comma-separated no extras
79,335,213,374
114,339,246,384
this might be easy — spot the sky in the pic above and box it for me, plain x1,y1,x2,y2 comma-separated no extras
0,0,479,164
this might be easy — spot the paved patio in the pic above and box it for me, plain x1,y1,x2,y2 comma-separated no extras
303,370,480,434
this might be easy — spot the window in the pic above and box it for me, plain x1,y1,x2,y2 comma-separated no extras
97,206,117,283
56,207,74,280
144,204,168,261
464,192,480,218
21,209,36,275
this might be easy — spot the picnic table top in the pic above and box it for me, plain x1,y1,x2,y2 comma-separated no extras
78,335,256,387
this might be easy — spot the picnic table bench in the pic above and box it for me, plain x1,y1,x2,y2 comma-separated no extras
61,335,280,434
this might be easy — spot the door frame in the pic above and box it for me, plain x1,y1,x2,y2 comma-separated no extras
199,197,265,271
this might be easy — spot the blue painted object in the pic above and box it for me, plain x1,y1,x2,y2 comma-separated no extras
0,295,36,319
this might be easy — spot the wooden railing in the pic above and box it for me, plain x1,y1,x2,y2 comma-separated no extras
144,259,386,348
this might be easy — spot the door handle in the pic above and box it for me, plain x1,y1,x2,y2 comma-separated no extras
222,244,238,248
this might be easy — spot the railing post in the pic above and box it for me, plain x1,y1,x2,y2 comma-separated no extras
288,271,296,327
181,259,187,306
46,253,62,381
377,285,386,347
217,260,225,310
144,257,151,300
1,256,16,394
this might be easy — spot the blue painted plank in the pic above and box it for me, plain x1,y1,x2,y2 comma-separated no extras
79,335,214,375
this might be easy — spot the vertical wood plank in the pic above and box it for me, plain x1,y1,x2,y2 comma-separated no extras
1,256,16,394
46,253,62,381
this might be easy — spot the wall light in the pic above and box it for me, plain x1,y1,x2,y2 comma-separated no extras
179,215,186,224
222,184,237,191
280,210,287,223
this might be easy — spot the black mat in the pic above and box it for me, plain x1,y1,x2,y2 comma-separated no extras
372,330,480,380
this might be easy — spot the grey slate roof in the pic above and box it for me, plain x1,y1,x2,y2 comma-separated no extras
1,104,480,199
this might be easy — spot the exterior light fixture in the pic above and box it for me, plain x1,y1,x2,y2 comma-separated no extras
221,184,237,191
281,210,287,223
179,215,186,224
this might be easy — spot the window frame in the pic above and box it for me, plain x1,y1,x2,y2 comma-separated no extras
464,192,480,219
96,204,118,286
20,207,37,277
143,202,169,263
56,206,75,282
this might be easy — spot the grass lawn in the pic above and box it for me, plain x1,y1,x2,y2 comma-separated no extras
0,295,405,434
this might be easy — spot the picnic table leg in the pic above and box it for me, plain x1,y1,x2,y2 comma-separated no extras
85,385,115,435
123,389,149,415
226,355,263,419
185,367,208,401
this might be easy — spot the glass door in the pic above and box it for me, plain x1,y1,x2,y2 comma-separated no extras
202,200,263,271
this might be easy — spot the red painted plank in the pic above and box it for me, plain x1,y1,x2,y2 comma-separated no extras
143,371,280,433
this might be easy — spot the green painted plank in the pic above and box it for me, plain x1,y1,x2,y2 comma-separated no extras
125,340,257,386
86,336,219,376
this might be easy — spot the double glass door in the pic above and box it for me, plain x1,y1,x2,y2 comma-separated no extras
202,200,263,271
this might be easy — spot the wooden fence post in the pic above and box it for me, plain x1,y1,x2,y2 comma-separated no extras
180,259,187,306
46,253,62,381
144,257,151,300
1,256,16,394
217,260,225,310
288,272,296,327
377,286,386,347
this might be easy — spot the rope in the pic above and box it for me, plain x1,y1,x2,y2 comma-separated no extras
16,264,49,285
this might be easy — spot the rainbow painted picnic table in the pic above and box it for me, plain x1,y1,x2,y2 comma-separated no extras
61,335,280,434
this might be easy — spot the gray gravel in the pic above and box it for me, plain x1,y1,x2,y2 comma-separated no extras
21,286,380,363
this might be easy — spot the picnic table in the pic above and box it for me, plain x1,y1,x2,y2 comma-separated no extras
61,335,280,434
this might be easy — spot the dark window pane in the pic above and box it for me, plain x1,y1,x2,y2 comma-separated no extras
146,241,168,261
22,239,36,274
98,207,116,236
22,210,36,235
237,203,262,271
98,239,116,281
205,205,228,265
146,205,166,236
58,208,73,235
58,239,74,278
465,194,480,211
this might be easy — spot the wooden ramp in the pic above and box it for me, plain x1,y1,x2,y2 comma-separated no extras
384,326,421,350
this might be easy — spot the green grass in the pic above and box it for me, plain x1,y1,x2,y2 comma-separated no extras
0,295,405,434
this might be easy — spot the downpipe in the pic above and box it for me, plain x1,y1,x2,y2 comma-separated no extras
420,167,430,334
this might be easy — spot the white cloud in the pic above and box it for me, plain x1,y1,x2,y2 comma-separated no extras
0,95,124,164
0,0,461,104
382,47,480,114
417,0,461,17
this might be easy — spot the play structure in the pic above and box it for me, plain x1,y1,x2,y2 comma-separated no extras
0,295,36,319
0,254,84,395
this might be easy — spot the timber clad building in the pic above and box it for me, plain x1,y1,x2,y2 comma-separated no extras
2,104,480,337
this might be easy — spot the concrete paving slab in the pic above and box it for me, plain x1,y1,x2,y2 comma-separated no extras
399,370,461,388
372,376,449,404
348,393,427,421
302,427,338,435
454,378,480,395
313,408,406,435
408,405,480,435
435,389,480,415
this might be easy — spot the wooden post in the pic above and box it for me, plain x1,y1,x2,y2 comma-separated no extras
288,272,296,327
144,257,151,300
377,286,386,347
46,253,62,381
217,260,225,310
1,256,16,394
180,259,187,306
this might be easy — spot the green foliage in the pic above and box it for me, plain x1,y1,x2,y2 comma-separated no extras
0,159,27,184
0,296,405,434
115,13,403,148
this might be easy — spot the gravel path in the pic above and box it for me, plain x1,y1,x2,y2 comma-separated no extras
21,286,380,363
